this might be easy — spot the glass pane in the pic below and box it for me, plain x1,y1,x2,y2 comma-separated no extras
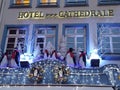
113,43,120,48
76,28,84,34
47,29,55,34
39,44,44,48
41,0,57,4
66,0,86,2
19,30,26,34
37,29,45,34
50,0,57,3
7,44,15,48
77,43,84,49
16,0,21,4
77,37,84,42
37,38,44,42
18,38,25,43
23,0,30,4
46,37,54,46
102,37,110,42
8,38,15,43
111,28,120,34
102,29,110,34
67,37,74,42
66,28,75,34
14,0,30,5
9,30,17,34
102,48,111,53
102,43,110,48
41,0,48,3
67,43,75,49
113,49,120,53
112,37,120,42
99,0,120,2
66,0,74,2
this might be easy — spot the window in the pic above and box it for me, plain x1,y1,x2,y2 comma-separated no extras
4,27,28,56
63,25,87,52
98,23,120,60
33,25,58,52
37,0,59,7
10,0,31,8
65,0,88,7
98,0,120,5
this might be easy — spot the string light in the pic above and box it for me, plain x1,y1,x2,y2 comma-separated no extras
0,60,119,88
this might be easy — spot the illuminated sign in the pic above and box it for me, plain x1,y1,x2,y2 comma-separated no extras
18,10,114,19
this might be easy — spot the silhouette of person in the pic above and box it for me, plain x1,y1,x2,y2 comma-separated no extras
11,47,20,68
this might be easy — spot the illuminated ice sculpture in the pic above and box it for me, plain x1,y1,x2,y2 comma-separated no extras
89,49,101,67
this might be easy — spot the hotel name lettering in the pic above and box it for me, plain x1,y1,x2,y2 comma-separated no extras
18,10,114,19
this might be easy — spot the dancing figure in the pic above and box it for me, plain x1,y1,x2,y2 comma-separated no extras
51,50,58,60
79,51,86,68
0,52,8,67
65,48,76,67
43,49,49,59
10,48,20,68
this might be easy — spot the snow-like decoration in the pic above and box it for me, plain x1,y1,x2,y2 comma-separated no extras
0,47,2,59
0,52,8,68
18,42,22,54
33,44,41,58
89,48,101,60
46,41,55,55
59,36,67,58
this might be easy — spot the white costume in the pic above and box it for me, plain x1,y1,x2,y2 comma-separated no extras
51,50,58,60
51,52,57,60
0,55,8,67
44,53,48,59
66,53,74,67
43,49,49,59
79,56,85,68
10,58,19,68
10,49,20,68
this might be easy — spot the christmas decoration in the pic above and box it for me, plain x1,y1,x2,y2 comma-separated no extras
59,36,66,60
118,75,120,80
33,44,41,58
28,66,44,83
0,60,120,87
53,65,70,84
0,52,8,67
0,47,3,60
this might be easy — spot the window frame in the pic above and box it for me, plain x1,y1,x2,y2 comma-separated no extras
1,25,29,57
98,0,120,6
97,23,120,60
65,0,88,7
9,0,32,8
37,0,60,8
33,24,58,53
63,24,89,53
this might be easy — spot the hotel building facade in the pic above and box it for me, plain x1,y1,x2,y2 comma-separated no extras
0,0,120,67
